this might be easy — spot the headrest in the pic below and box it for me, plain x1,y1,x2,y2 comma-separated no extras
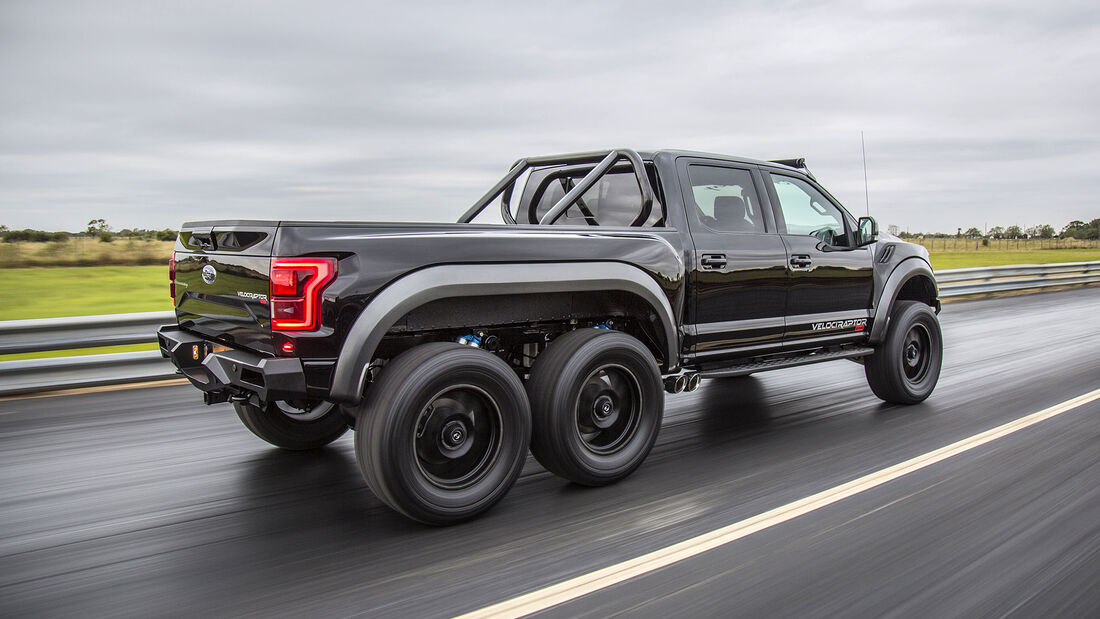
713,196,748,229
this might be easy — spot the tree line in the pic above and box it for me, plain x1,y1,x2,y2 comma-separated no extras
897,219,1099,240
0,220,177,243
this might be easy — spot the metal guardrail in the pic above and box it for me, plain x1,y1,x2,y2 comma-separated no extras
0,310,174,355
0,311,177,396
0,351,177,396
1,262,1097,396
935,261,1100,297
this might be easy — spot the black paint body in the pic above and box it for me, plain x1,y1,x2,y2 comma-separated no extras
166,149,937,402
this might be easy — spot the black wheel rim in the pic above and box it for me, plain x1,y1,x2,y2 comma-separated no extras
902,323,932,383
574,363,642,455
413,385,502,490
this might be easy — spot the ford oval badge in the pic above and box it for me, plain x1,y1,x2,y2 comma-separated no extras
201,264,217,284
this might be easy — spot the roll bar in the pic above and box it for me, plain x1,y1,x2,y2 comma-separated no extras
457,148,655,225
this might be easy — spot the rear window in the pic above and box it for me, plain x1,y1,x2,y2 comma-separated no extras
517,165,664,226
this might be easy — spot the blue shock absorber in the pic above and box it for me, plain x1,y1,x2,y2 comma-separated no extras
457,333,483,347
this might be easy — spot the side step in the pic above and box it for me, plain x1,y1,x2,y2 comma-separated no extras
698,346,875,379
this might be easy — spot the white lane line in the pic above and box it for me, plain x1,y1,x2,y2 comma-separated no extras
457,388,1100,619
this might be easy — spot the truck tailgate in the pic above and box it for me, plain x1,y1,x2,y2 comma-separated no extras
173,222,278,354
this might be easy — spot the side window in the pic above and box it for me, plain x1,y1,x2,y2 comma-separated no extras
686,165,766,233
769,175,849,246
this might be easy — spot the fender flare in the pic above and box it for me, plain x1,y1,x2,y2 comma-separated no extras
869,257,938,344
327,262,680,403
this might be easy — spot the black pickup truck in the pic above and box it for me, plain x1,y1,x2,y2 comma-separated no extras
159,148,942,525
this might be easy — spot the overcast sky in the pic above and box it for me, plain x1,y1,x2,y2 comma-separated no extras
2,0,1098,234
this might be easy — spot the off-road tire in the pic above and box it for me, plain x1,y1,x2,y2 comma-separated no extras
865,300,943,404
527,329,664,486
354,343,531,526
233,400,348,450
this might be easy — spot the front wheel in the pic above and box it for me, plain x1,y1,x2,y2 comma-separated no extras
354,343,531,525
233,400,348,450
527,329,664,486
865,300,943,404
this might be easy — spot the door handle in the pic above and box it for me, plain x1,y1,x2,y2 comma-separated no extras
700,254,727,270
790,254,812,268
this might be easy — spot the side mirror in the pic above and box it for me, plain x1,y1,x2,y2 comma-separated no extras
857,216,878,246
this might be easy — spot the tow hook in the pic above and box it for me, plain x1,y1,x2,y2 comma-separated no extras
203,390,232,405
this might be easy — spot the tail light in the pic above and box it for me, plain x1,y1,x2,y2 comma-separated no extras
270,257,336,331
168,253,177,301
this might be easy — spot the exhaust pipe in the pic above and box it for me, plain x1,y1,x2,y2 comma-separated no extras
664,374,688,394
685,373,701,392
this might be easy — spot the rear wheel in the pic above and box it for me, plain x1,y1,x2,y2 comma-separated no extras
233,400,348,450
865,300,943,404
527,329,664,486
354,343,531,525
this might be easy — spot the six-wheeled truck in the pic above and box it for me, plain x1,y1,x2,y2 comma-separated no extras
158,148,943,524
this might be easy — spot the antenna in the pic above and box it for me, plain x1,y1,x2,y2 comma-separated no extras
861,131,870,216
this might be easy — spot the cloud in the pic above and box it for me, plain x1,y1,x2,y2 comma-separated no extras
1,0,1098,232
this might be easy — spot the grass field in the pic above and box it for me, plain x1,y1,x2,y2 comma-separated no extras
929,249,1100,270
0,238,174,267
0,265,172,320
0,265,172,360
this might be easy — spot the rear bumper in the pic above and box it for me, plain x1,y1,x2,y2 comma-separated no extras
157,324,307,404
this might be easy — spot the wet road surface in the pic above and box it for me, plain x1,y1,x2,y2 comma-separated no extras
2,288,1098,617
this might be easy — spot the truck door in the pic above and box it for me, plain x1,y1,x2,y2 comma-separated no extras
762,171,874,345
679,159,789,360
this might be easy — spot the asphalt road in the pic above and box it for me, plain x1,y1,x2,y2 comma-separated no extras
2,288,1098,618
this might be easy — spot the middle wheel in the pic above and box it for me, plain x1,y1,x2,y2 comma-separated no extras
527,329,664,486
355,342,531,525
